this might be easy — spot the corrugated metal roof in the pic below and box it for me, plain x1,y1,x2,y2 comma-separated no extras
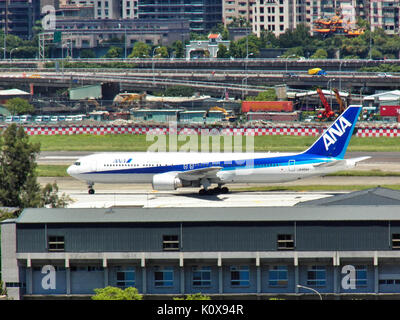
296,187,400,206
13,206,400,224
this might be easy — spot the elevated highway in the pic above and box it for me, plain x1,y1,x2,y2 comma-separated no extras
1,68,399,97
2,57,400,72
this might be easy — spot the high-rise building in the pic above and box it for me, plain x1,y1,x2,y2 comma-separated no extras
222,0,255,27
137,0,222,33
0,0,41,40
252,0,306,37
369,0,400,34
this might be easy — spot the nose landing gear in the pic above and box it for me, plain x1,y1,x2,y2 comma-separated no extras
88,182,95,195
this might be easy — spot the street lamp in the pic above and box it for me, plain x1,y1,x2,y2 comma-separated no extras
297,285,322,300
152,46,160,86
9,48,17,60
327,78,336,109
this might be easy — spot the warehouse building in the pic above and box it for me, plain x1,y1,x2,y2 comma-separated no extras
4,198,400,300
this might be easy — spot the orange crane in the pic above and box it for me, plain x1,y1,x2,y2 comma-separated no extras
333,88,347,114
316,88,336,121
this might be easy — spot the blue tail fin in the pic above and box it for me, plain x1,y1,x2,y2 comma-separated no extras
303,105,361,158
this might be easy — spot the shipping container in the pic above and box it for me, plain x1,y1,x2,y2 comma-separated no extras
380,105,400,117
246,112,299,122
242,101,293,113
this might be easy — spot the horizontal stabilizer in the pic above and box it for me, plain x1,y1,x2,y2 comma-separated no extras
345,156,371,166
313,160,346,168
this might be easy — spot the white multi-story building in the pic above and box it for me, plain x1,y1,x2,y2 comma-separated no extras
252,0,306,37
369,0,400,34
94,0,120,19
121,0,138,19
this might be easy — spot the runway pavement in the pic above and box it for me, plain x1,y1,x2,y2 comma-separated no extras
37,151,400,208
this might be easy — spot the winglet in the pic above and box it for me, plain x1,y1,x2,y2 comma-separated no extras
303,105,362,158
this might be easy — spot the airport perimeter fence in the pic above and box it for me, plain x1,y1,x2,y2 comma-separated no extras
0,123,398,137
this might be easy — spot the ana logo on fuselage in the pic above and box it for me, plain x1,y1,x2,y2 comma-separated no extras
323,116,352,151
113,158,132,164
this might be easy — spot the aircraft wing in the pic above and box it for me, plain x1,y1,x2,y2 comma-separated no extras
178,166,223,181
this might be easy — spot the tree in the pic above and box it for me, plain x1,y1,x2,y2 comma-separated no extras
246,88,277,101
92,286,143,300
80,49,96,59
0,124,71,209
5,98,34,115
217,43,229,58
104,46,123,58
40,182,72,208
174,293,211,300
171,40,184,58
310,48,328,59
0,124,41,208
128,41,150,58
154,46,169,58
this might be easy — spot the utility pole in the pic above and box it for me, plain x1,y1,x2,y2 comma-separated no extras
4,0,8,60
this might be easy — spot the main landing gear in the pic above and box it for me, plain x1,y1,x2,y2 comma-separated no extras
198,186,229,195
88,183,95,195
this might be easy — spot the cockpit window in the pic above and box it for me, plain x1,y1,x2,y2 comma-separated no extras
74,162,81,166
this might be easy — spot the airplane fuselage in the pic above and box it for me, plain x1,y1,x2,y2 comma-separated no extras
68,151,349,184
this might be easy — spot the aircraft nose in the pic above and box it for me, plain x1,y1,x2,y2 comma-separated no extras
67,165,75,176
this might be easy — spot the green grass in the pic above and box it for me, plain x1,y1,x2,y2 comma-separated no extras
232,184,400,192
37,165,69,177
29,134,400,152
327,170,400,177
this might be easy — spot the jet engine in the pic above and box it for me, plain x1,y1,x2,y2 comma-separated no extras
152,173,183,190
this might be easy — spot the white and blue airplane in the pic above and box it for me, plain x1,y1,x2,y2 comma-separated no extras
67,105,369,195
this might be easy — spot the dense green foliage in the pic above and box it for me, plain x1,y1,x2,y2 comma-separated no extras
174,293,211,300
0,124,71,209
92,286,143,300
5,98,34,115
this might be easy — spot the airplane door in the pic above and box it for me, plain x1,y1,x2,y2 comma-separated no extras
288,160,295,172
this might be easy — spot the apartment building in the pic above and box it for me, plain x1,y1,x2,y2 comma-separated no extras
137,0,222,33
369,0,400,34
223,0,255,26
252,0,306,37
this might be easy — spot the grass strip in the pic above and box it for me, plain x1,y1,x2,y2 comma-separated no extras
232,185,400,192
30,134,400,152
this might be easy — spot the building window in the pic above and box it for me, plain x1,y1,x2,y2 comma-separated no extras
116,267,135,288
230,266,250,287
154,266,174,287
268,265,288,287
48,236,65,252
192,266,211,287
392,234,400,249
307,266,326,287
163,235,179,251
355,265,367,287
277,234,294,250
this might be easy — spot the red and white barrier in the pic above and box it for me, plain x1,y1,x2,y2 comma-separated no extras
2,124,400,137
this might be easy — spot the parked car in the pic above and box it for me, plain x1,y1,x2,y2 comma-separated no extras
20,115,32,123
5,116,12,123
378,72,393,78
58,116,66,122
50,116,58,122
65,115,75,122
